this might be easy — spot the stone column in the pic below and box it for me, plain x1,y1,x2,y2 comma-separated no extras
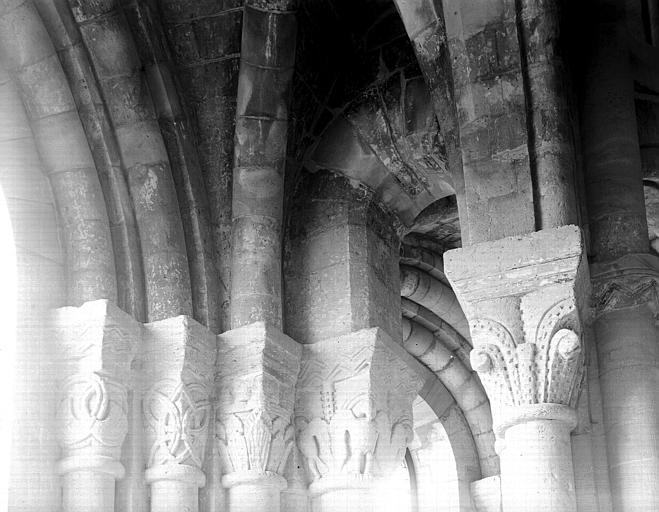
295,328,423,512
230,0,297,329
215,323,302,512
591,254,659,510
142,316,216,512
444,226,589,512
582,3,648,260
52,300,140,512
580,3,659,510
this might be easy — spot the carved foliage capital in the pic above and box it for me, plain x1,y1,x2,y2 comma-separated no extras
294,329,419,489
469,298,585,413
214,323,302,481
444,227,589,428
216,409,295,476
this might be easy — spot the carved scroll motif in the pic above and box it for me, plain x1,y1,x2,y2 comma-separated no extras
469,299,584,410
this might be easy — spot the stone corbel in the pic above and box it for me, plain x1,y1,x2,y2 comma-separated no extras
215,322,302,512
142,316,216,512
52,300,141,512
294,328,424,512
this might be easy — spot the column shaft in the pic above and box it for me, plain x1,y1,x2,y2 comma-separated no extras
230,1,297,329
314,488,372,512
61,472,116,512
595,305,659,510
500,411,577,512
582,14,648,260
150,481,198,512
445,226,589,512
226,477,284,512
582,5,659,510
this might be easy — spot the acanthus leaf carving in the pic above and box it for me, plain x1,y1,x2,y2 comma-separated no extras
216,409,295,476
469,299,584,412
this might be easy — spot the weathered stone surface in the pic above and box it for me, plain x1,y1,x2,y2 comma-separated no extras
215,322,301,512
295,328,423,509
142,315,216,512
51,300,141,512
445,225,589,512
229,2,297,332
286,171,402,344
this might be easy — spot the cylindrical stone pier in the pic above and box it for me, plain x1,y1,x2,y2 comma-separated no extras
223,472,286,512
59,462,123,512
591,281,659,511
147,467,205,512
582,8,648,261
230,0,297,329
582,4,659,511
498,404,578,512
311,480,374,512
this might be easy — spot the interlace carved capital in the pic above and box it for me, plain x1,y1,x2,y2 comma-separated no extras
142,316,216,487
51,300,140,477
294,328,423,494
57,373,129,452
143,379,211,469
444,226,590,431
591,253,659,318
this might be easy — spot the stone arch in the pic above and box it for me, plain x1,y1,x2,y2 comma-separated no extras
0,0,116,306
415,369,482,512
0,60,65,512
305,68,455,228
400,243,500,478
0,0,225,327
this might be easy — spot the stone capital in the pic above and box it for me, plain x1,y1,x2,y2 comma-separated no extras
444,226,590,431
591,252,659,318
215,322,302,488
141,315,216,488
294,328,424,496
51,300,141,478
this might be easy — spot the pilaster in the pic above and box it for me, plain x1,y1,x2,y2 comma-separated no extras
215,322,302,512
444,225,590,512
294,328,423,512
142,316,216,512
52,300,141,512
